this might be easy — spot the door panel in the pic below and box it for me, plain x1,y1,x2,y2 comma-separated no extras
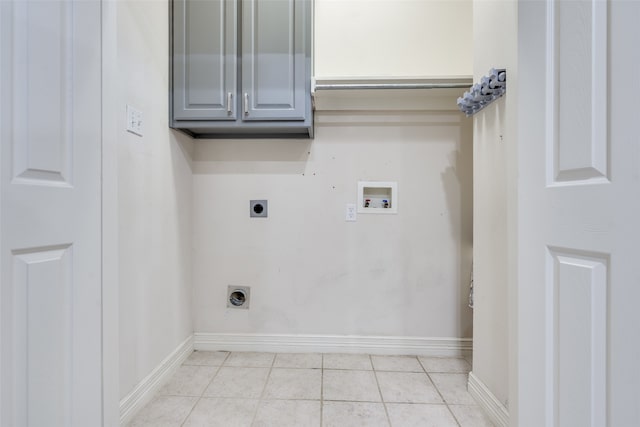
241,0,306,121
549,0,608,185
13,245,74,426
13,1,74,186
518,0,640,426
546,248,608,427
173,0,237,120
1,1,102,425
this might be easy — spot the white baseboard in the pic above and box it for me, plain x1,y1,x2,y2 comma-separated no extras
468,371,509,427
119,335,194,426
193,332,471,356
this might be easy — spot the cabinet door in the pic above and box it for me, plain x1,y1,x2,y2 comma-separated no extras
241,0,308,121
173,0,237,120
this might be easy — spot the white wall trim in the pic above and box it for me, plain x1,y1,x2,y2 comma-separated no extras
194,333,471,356
101,0,120,423
468,371,510,427
119,335,194,426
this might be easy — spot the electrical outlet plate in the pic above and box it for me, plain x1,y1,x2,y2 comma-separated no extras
126,104,143,136
346,203,357,221
250,200,268,218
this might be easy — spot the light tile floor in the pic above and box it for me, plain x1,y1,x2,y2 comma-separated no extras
128,351,495,427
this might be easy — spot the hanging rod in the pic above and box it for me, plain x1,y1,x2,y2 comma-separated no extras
314,82,471,91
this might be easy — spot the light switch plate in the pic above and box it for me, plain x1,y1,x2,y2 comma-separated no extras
126,105,143,136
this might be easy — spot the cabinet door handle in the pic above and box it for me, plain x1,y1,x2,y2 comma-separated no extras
243,93,249,115
226,92,233,113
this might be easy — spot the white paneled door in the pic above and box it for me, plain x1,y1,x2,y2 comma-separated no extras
518,1,640,426
0,1,103,426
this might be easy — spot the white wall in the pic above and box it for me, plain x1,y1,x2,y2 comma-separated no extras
471,0,517,412
116,1,195,400
192,108,473,341
112,0,475,404
314,0,472,78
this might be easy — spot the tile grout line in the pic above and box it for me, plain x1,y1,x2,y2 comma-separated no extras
370,354,393,427
179,350,230,427
320,353,324,427
248,352,277,426
417,357,463,427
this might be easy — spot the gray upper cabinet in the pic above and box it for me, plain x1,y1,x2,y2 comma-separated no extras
173,0,238,121
171,0,313,138
241,0,306,121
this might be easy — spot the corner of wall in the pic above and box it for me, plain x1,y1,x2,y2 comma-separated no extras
468,371,510,427
116,0,195,403
119,336,194,426
471,0,518,413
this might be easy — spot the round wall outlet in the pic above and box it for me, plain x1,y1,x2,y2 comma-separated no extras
250,200,268,218
227,286,251,309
